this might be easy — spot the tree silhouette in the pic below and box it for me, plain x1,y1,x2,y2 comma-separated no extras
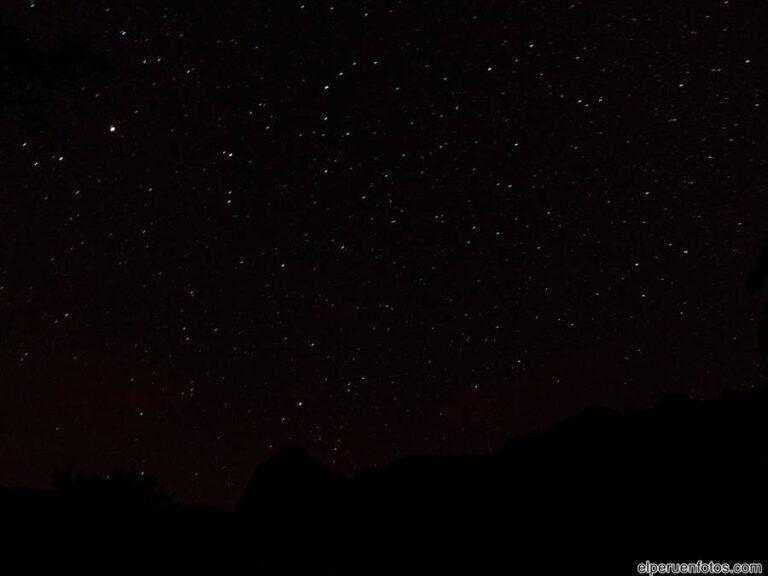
52,466,175,510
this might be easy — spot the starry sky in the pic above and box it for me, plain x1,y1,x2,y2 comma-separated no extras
1,0,765,506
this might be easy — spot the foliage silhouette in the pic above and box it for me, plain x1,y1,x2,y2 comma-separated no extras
51,466,175,511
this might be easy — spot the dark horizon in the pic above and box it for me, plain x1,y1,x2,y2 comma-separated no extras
1,0,766,508
1,377,764,575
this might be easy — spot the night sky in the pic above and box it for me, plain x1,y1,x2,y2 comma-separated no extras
1,0,765,506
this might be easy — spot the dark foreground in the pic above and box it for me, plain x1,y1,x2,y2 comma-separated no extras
2,385,765,573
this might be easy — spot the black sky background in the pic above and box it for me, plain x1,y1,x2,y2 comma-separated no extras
1,0,766,506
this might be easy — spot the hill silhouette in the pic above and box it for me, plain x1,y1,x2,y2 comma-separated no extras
2,244,767,572
1,383,764,572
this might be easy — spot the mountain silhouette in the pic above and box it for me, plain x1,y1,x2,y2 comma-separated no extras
2,242,767,571
2,384,762,572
